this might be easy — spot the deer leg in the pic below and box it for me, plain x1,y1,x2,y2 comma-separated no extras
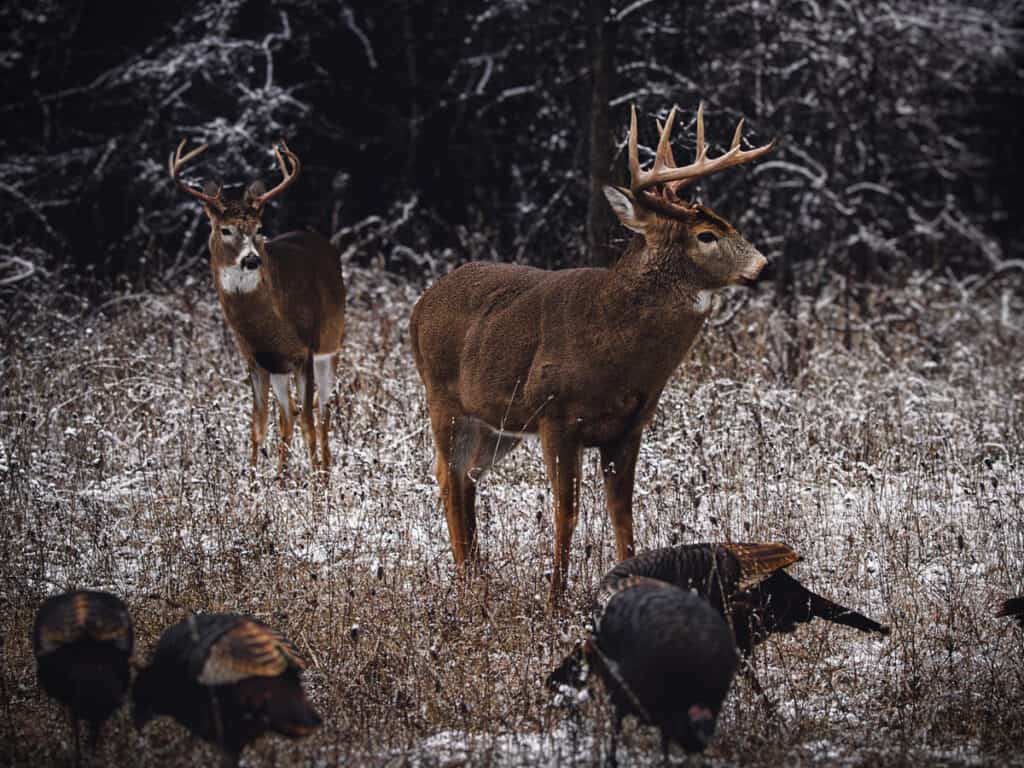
599,429,643,562
430,409,480,569
249,366,270,467
313,352,338,470
270,374,295,473
540,422,582,608
295,354,319,471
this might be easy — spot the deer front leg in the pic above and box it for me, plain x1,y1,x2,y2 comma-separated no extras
269,373,295,473
540,421,582,608
599,429,643,562
430,409,480,569
249,366,270,467
296,354,320,472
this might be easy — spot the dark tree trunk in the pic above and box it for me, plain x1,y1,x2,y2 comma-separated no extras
586,0,617,267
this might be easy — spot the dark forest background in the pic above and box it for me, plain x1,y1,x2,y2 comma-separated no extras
1,0,1022,298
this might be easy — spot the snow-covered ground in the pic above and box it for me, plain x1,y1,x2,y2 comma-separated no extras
2,268,1022,766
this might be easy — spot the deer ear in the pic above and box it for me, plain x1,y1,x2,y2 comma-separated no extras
246,181,266,202
603,186,648,233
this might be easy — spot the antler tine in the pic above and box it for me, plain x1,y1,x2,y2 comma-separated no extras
628,105,641,191
275,139,301,177
168,139,224,210
730,117,745,150
629,103,776,197
654,106,678,172
628,105,681,197
171,139,210,172
251,139,301,208
695,101,706,163
654,116,678,169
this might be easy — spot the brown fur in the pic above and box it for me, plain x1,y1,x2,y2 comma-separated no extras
410,191,768,607
202,196,346,473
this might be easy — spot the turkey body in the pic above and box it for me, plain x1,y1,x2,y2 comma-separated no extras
133,613,321,766
549,541,890,731
604,542,890,654
584,577,737,759
32,590,134,756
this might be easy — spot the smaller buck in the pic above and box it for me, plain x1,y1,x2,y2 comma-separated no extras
170,140,345,472
410,104,775,606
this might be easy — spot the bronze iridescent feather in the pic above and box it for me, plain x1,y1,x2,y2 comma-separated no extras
720,542,801,590
198,618,308,685
33,590,133,657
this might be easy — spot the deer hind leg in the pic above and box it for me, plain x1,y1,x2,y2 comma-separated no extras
429,410,479,569
249,366,270,467
540,422,582,608
270,373,295,473
599,429,643,562
313,352,338,470
295,355,319,471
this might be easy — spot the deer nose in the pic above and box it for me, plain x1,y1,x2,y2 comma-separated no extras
241,252,261,270
739,250,768,282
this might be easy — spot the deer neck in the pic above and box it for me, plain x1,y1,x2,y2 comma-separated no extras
611,237,714,317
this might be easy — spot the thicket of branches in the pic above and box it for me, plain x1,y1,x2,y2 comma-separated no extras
1,0,1021,293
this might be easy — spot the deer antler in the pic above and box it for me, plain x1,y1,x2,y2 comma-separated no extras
169,139,224,211
628,103,776,210
249,140,301,209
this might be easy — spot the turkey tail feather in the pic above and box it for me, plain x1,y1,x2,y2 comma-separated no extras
722,543,800,589
765,570,890,635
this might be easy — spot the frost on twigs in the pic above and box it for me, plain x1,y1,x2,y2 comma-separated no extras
3,268,1023,765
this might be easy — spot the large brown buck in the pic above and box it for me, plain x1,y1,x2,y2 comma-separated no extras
409,104,775,604
170,140,346,472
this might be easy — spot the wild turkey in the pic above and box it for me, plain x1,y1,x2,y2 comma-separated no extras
133,613,322,767
550,543,889,719
32,590,134,764
603,542,890,655
565,575,737,764
996,597,1024,628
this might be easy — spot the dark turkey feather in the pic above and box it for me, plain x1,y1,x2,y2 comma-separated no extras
604,543,889,654
32,590,134,759
133,613,320,767
583,577,737,759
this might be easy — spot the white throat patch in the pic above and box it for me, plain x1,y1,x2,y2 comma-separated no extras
219,264,262,294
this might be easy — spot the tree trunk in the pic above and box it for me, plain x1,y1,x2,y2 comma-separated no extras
586,0,616,267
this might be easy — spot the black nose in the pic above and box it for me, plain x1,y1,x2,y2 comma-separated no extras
241,253,261,270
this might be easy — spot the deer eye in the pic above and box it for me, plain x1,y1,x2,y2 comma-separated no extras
220,227,233,238
697,231,717,244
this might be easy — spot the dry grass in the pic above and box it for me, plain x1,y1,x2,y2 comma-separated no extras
1,266,1022,766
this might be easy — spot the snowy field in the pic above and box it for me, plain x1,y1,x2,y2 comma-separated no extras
1,267,1022,766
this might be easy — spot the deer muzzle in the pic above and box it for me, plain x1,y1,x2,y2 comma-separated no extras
741,250,768,281
239,236,262,271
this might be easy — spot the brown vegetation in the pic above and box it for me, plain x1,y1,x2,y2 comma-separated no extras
1,267,1022,766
